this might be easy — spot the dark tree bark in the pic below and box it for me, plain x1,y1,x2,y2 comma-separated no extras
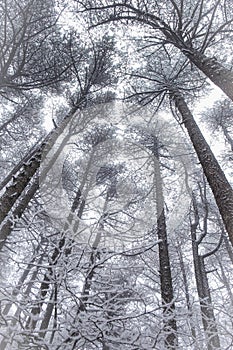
129,127,178,348
0,139,42,192
171,90,233,247
182,50,233,102
0,109,79,252
0,179,39,250
153,137,178,349
0,105,78,227
38,288,56,339
155,208,178,349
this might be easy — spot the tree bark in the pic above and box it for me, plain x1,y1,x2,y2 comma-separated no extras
0,139,42,192
0,105,78,226
0,179,39,250
171,90,233,247
153,138,178,349
182,50,233,102
38,289,56,339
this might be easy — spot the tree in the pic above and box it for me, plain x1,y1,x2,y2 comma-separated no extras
131,126,178,349
203,99,233,152
79,0,233,101
190,186,222,349
0,0,71,98
118,43,233,247
1,2,233,349
0,36,117,250
171,90,233,247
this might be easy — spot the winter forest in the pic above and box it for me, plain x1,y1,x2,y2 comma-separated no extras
1,0,233,349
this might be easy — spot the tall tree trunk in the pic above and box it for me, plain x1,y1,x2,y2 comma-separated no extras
156,208,178,349
191,195,221,350
0,138,42,192
221,124,233,152
182,49,233,102
0,100,84,228
198,256,220,350
176,244,198,348
0,179,39,250
153,138,178,349
38,288,56,339
68,195,110,350
171,90,233,247
26,143,106,337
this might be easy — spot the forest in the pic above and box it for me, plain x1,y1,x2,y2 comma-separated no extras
0,0,233,349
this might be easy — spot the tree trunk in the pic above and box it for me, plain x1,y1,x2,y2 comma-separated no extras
0,103,81,227
198,256,220,350
182,49,233,102
156,209,178,349
176,244,198,348
39,289,56,339
153,138,178,349
190,196,221,350
0,138,42,192
171,90,233,247
221,124,233,152
0,179,39,250
25,146,100,336
24,145,97,335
